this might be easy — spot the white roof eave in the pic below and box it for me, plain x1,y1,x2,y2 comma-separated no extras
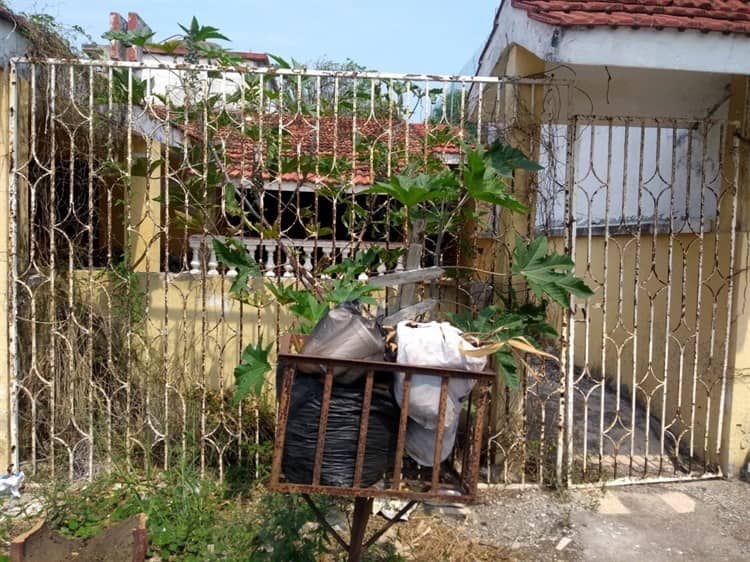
477,4,750,76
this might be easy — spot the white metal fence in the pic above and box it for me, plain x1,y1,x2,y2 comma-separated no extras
6,58,738,486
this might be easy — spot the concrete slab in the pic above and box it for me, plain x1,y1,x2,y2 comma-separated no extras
572,485,749,561
658,491,696,513
461,479,750,562
597,492,630,515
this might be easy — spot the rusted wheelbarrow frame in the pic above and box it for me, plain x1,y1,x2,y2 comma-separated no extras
268,341,494,562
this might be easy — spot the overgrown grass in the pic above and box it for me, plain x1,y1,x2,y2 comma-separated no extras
39,465,331,561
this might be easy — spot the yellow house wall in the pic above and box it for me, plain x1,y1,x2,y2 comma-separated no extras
74,272,400,393
139,275,295,391
721,75,750,477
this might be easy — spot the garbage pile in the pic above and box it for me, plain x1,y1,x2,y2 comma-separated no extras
281,302,487,487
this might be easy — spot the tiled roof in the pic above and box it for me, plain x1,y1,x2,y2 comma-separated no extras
143,45,269,64
511,0,750,34
152,107,460,185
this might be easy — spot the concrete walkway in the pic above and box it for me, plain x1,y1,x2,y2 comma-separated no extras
573,484,749,561
458,478,750,561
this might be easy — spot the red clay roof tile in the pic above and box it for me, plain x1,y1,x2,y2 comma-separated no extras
151,107,461,185
143,45,269,64
511,0,750,34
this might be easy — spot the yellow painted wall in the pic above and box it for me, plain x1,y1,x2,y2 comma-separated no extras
74,272,398,393
721,76,750,477
140,274,292,390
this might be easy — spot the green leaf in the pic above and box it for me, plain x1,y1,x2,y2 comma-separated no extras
324,246,382,278
289,292,329,332
495,349,519,389
102,28,155,47
213,239,261,301
511,235,594,307
234,336,272,404
224,183,242,217
132,156,162,178
265,282,329,333
264,281,302,306
461,147,528,213
364,173,457,210
326,278,378,307
486,141,543,175
155,40,182,54
268,53,292,69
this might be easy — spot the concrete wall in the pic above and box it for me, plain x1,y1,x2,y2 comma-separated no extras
139,54,253,106
0,20,29,67
537,64,731,233
141,274,290,389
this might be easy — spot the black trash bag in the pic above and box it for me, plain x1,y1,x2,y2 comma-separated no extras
280,370,400,488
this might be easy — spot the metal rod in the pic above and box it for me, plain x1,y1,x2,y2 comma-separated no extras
348,497,373,562
312,369,334,486
391,373,412,491
270,366,295,486
363,500,417,548
431,376,450,489
353,371,374,488
301,494,349,551
10,56,571,85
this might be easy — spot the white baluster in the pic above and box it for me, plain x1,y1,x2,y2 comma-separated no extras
221,237,238,278
377,260,387,276
189,236,201,274
207,241,219,276
245,240,259,276
283,246,294,278
396,255,405,272
302,246,314,273
264,242,277,278
320,245,333,279
358,271,369,282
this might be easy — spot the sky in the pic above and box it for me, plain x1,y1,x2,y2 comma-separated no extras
7,0,499,76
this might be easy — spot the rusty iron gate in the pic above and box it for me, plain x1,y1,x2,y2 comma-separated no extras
5,57,738,486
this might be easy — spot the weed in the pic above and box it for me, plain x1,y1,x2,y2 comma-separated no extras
39,466,331,561
245,494,330,562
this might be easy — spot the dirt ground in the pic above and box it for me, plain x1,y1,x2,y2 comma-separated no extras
13,514,144,562
4,478,749,561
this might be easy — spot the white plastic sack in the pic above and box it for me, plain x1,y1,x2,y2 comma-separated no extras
393,321,486,430
404,417,458,467
0,471,24,498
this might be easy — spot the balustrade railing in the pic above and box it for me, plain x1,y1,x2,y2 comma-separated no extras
188,235,405,280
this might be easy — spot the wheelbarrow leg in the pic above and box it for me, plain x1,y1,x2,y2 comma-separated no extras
348,497,373,562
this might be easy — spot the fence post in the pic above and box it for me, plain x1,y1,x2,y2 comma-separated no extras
128,136,163,273
722,75,750,478
0,67,12,466
483,45,546,478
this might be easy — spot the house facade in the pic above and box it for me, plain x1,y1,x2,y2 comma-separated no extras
476,0,750,477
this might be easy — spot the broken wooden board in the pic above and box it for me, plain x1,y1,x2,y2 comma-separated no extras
367,267,444,288
381,299,438,326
